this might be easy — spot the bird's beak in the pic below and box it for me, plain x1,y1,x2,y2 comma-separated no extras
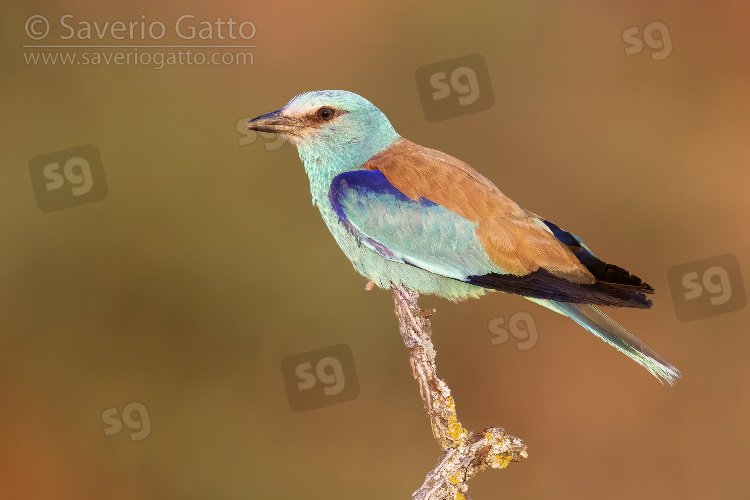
245,109,299,136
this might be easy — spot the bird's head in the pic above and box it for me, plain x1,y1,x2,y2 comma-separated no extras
246,90,400,170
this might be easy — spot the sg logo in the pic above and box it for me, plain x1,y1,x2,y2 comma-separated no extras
101,401,152,442
280,344,360,412
668,254,746,321
28,144,108,212
623,21,673,61
430,67,481,107
488,311,538,351
236,117,287,150
415,53,494,122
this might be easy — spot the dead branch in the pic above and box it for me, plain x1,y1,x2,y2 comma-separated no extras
392,286,528,500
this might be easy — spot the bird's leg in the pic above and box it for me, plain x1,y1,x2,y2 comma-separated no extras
391,285,527,500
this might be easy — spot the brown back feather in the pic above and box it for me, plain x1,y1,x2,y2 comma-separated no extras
363,138,594,283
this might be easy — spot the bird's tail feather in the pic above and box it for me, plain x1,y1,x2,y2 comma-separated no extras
529,299,681,385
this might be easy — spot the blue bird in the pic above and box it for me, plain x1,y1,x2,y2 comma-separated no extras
246,90,680,384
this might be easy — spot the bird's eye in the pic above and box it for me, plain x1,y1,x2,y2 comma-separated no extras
316,107,336,121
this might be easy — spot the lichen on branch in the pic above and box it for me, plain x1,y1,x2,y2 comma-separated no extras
392,286,528,500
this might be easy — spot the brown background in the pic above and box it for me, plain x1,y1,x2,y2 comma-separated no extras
1,1,748,498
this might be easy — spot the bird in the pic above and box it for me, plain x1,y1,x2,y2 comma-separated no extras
246,89,680,385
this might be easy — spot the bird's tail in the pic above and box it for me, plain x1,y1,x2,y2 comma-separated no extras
529,299,681,385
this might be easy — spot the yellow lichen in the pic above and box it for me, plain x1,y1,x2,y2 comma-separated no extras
492,454,512,469
444,397,468,446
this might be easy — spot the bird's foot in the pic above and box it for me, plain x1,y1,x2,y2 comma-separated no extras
364,280,375,291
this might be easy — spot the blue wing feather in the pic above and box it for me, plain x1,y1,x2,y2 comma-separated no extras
328,170,654,308
328,170,500,280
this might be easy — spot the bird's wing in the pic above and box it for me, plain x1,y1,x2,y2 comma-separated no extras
329,138,653,307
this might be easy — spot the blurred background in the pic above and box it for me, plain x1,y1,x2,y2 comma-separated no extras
1,1,749,498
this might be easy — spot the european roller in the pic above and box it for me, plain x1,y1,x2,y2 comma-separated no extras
246,90,680,385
